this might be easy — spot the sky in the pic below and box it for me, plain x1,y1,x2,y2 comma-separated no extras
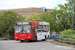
0,0,67,10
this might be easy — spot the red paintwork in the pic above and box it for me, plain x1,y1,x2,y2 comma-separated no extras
15,21,39,40
15,33,32,40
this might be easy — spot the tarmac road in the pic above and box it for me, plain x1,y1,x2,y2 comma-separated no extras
0,40,74,50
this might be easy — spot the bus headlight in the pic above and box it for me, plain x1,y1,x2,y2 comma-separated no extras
28,36,30,38
15,37,18,38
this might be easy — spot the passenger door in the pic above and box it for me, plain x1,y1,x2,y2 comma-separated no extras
32,24,35,38
37,25,44,40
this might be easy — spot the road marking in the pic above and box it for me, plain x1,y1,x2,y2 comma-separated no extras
47,41,75,49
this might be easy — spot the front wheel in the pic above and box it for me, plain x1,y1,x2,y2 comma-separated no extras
20,40,24,42
35,36,37,41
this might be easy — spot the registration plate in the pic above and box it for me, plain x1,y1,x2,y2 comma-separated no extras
21,39,24,40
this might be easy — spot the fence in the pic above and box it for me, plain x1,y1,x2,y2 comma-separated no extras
49,35,55,39
0,35,55,40
56,34,75,44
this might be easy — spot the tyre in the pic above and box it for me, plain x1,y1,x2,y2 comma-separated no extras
48,35,50,38
35,36,37,41
20,40,24,42
44,36,46,41
42,36,46,41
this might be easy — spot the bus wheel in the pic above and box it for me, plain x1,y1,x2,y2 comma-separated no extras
35,36,37,41
20,40,24,42
48,35,50,38
45,36,46,41
42,36,46,41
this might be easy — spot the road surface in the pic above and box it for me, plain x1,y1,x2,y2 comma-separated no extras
0,40,74,50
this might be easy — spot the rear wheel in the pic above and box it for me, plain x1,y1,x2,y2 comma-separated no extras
48,35,50,38
42,36,46,41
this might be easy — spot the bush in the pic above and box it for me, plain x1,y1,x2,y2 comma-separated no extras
54,37,56,41
1,37,9,40
55,29,75,44
62,29,73,35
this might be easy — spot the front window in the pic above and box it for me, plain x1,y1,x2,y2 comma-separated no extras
15,25,31,33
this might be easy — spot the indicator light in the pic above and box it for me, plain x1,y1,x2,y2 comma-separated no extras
15,37,18,38
28,36,30,38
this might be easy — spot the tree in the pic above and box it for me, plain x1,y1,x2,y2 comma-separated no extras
54,0,75,31
26,14,41,21
26,12,56,33
26,0,75,33
0,10,24,36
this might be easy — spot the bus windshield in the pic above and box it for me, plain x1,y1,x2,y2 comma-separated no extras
15,25,31,33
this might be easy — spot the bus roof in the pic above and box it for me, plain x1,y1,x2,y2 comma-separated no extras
15,21,39,23
15,21,49,25
39,22,49,25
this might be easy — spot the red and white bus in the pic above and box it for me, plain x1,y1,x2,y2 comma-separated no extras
15,21,50,42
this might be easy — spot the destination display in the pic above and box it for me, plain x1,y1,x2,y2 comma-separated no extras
16,22,31,25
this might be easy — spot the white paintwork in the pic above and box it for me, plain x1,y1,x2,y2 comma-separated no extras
39,22,49,25
37,32,45,40
37,22,50,40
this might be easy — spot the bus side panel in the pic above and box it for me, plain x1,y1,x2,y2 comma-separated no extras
37,32,45,40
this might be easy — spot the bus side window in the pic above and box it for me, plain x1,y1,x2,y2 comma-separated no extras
37,25,43,32
35,25,38,32
35,25,38,29
43,25,47,32
47,25,49,31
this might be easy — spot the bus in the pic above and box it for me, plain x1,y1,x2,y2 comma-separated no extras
15,21,50,42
